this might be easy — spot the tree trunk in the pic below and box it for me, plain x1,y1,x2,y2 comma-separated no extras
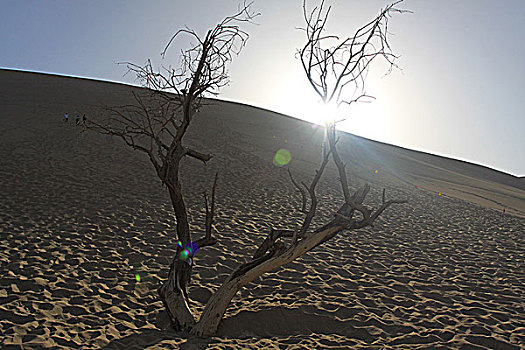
158,256,195,330
189,278,240,336
167,173,190,243
158,167,196,330
190,224,343,336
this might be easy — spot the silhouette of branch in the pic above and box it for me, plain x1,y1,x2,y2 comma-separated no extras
196,172,219,248
299,0,410,107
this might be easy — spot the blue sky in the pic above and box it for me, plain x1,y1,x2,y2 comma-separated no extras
1,0,524,176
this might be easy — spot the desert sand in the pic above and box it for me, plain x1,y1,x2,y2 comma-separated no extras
0,69,524,349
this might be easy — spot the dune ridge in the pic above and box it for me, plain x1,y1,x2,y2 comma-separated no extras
0,69,524,349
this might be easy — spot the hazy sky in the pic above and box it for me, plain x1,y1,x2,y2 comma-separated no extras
1,0,524,176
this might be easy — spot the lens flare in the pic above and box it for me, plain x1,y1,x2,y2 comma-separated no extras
178,241,200,261
180,249,189,260
187,241,199,255
273,149,291,167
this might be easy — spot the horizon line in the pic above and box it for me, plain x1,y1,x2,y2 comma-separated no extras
2,66,523,178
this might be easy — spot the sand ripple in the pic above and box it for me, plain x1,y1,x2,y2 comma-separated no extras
1,83,524,349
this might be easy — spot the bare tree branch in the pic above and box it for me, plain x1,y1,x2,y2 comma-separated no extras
288,169,308,214
185,147,212,163
299,0,410,108
196,172,219,248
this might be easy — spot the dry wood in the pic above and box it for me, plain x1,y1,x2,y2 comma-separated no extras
190,0,409,336
84,2,259,332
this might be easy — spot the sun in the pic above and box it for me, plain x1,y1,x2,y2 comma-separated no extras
267,74,389,141
288,95,343,127
289,94,384,137
308,100,342,125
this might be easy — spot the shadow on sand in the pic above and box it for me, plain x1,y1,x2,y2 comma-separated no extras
103,306,368,349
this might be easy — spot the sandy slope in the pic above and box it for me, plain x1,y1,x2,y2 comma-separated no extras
0,69,524,349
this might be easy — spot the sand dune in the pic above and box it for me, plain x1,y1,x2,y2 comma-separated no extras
1,69,524,349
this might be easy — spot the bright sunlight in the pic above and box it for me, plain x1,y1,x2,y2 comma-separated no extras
263,69,392,142
285,88,390,142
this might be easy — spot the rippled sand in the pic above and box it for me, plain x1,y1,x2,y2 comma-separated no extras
1,70,524,349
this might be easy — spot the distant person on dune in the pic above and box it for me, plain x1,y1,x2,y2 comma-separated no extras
64,113,69,122
76,114,81,125
82,114,86,125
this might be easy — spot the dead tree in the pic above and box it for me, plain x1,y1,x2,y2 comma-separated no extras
190,0,409,337
84,0,407,338
85,2,259,331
